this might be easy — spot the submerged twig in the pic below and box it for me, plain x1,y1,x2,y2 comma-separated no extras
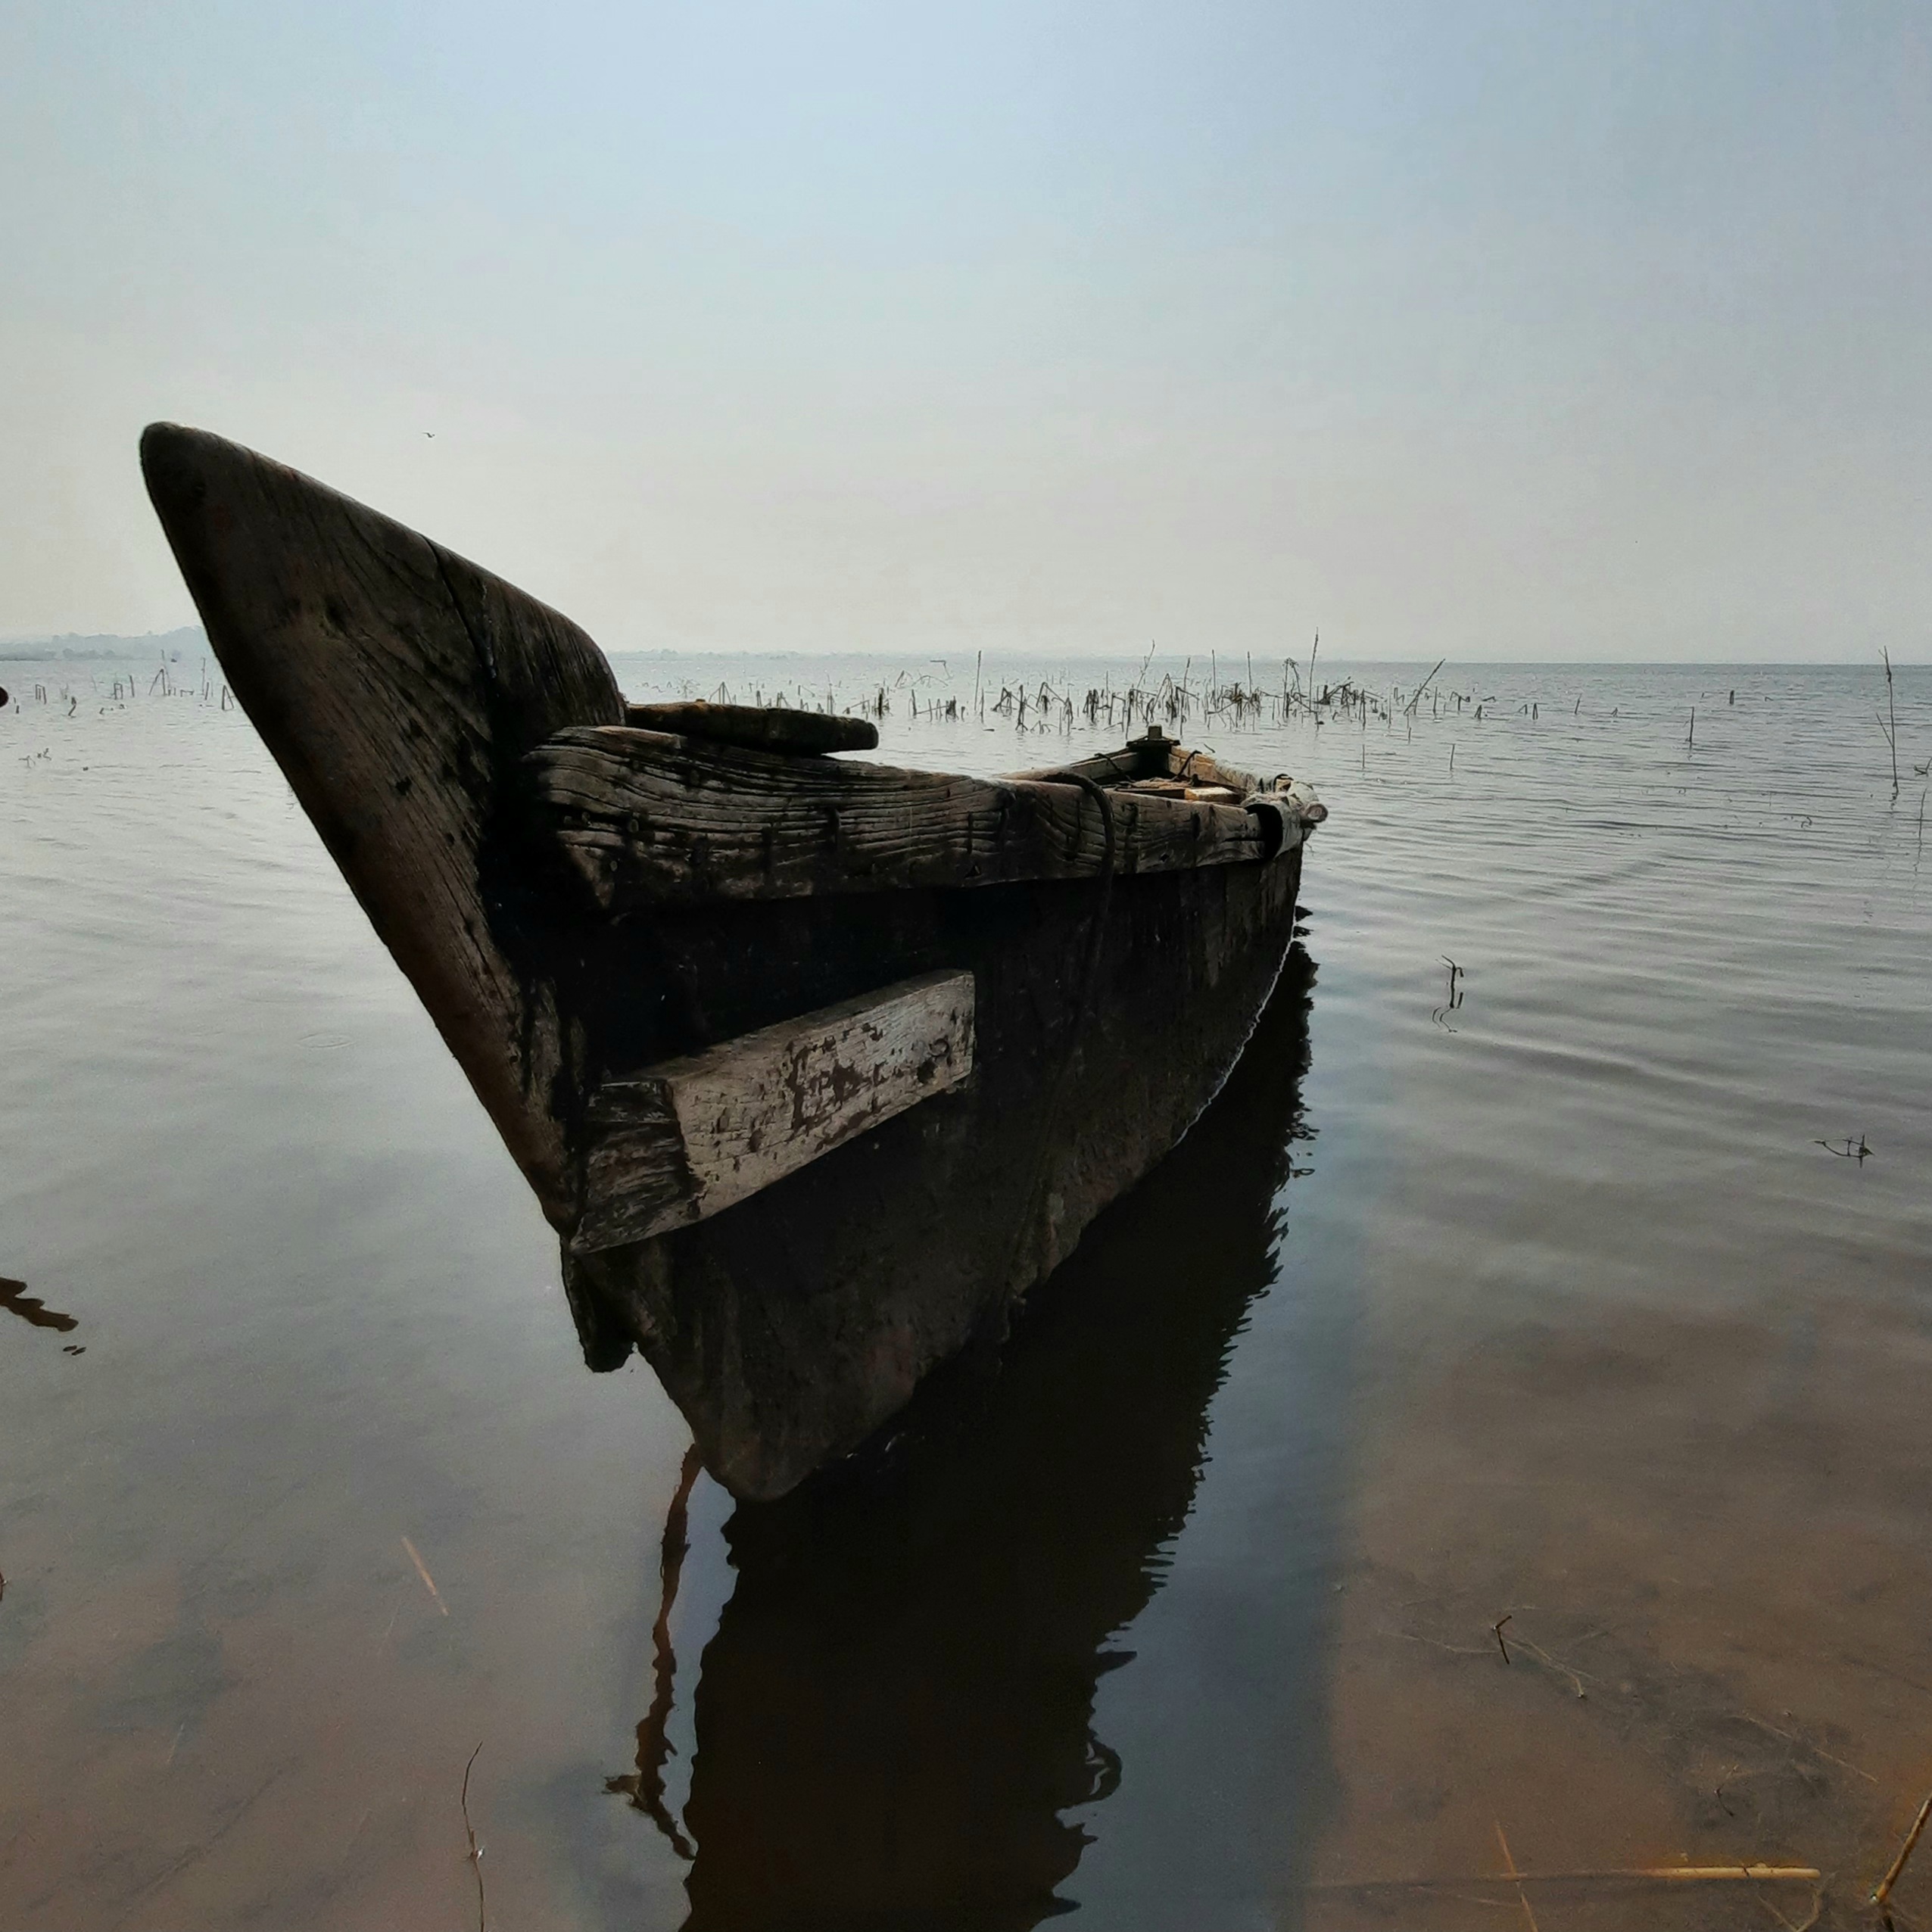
1815,1136,1873,1162
1760,1884,1827,1932
1494,1821,1541,1932
1313,1863,1824,1892
400,1535,449,1616
1381,1626,1492,1659
1511,1632,1591,1698
460,1742,488,1930
1741,1712,1877,1784
1874,1788,1932,1922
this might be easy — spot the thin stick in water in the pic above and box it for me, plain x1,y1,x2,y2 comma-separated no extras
1494,1821,1541,1932
461,1742,488,1930
1406,658,1445,717
1310,1863,1824,1893
401,1535,449,1616
1874,1787,1932,1919
1883,647,1900,799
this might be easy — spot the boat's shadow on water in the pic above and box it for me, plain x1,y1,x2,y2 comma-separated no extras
617,946,1326,1932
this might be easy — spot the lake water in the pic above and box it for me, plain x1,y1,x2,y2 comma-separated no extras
3,653,1929,1932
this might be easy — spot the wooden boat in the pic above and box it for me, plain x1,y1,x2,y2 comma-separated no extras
140,422,1326,1500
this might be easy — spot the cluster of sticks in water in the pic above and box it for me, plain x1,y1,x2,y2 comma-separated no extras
694,651,1497,736
3,662,233,714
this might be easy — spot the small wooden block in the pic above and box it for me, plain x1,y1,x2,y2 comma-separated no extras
573,970,975,1254
624,701,879,756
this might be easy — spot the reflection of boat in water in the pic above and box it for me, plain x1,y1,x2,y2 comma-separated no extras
142,425,1326,1500
618,952,1317,1930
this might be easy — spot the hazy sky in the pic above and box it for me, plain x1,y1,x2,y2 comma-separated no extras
5,2,1928,659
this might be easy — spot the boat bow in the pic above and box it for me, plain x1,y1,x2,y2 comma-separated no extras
142,422,622,1226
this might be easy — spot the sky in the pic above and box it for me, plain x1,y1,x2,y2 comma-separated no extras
4,1,1928,660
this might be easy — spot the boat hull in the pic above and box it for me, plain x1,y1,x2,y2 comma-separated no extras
570,849,1302,1497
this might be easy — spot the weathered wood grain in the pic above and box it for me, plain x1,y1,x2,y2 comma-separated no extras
1003,741,1165,787
575,970,974,1254
1125,778,1243,802
1012,726,1266,797
1015,728,1324,818
526,727,1271,908
1150,744,1264,796
141,423,623,1223
1279,778,1327,824
625,701,879,756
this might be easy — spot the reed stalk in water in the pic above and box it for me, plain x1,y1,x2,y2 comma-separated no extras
1880,649,1900,799
460,1743,488,1930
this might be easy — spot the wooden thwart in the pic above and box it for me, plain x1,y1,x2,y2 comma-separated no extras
574,971,976,1254
528,726,1279,909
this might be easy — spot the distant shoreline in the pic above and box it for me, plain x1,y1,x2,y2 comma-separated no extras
0,627,205,662
0,629,1921,671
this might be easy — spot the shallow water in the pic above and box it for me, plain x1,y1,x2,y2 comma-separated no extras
2,654,1929,1930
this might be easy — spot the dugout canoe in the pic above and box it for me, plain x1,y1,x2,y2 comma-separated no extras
140,422,1326,1500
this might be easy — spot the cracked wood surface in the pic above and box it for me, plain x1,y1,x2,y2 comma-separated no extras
574,970,975,1254
525,725,1275,908
1008,740,1264,795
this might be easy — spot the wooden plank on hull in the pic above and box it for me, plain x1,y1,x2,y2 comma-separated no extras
574,970,976,1254
526,726,1272,908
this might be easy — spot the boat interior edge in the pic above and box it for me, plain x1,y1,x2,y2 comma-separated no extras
520,723,1295,912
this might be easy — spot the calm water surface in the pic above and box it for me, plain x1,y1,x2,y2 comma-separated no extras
2,656,1929,1931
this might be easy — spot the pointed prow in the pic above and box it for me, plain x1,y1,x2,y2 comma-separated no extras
141,423,624,1226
